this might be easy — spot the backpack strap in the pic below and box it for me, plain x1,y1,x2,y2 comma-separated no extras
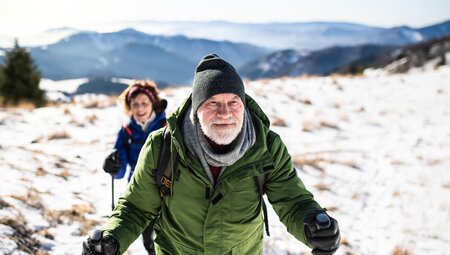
124,125,132,136
155,127,178,197
122,124,133,145
254,164,274,237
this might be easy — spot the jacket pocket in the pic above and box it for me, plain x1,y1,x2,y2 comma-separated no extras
154,233,198,255
231,228,263,255
231,177,260,222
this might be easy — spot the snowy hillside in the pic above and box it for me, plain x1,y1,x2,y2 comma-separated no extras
1,66,449,254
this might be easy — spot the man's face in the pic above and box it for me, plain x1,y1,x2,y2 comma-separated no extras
197,93,244,145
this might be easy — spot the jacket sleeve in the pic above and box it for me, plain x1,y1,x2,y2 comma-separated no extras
113,128,128,179
265,130,323,246
102,129,164,254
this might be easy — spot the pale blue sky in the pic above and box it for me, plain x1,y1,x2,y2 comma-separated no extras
1,0,449,36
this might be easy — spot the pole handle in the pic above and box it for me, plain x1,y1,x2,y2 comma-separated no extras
89,228,103,252
315,213,331,230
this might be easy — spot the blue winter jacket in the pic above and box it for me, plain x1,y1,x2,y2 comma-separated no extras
113,112,166,182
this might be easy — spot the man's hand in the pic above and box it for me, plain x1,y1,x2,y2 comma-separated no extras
82,229,119,255
103,149,121,175
304,212,340,255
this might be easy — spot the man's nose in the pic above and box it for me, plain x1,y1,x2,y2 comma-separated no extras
217,104,231,117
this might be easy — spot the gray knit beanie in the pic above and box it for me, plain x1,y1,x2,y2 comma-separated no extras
192,54,245,116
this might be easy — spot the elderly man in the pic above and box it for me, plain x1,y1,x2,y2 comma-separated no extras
82,54,340,255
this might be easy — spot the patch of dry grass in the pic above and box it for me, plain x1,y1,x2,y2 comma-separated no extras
0,99,41,110
325,206,339,212
301,120,340,132
82,100,103,109
293,153,361,172
390,159,404,166
37,228,55,240
319,120,340,130
87,113,98,123
47,130,71,140
335,236,359,255
327,159,360,170
77,96,116,109
36,167,48,176
271,116,287,127
0,213,46,254
55,169,72,180
301,121,321,132
293,155,325,172
313,183,331,191
63,107,72,115
392,246,411,255
44,203,100,236
0,197,12,209
10,187,44,209
301,99,313,105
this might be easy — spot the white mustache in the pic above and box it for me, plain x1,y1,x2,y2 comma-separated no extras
210,119,237,125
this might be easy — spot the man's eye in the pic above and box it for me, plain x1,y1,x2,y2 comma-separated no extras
208,102,219,108
229,101,240,108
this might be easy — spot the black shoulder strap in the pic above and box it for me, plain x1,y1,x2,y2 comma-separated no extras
254,163,275,237
254,170,270,237
155,127,178,197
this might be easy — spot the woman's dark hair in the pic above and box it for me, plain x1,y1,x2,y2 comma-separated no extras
119,80,165,114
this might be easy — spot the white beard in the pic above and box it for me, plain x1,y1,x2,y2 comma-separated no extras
199,117,243,145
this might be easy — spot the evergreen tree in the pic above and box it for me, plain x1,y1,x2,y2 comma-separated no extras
0,39,46,107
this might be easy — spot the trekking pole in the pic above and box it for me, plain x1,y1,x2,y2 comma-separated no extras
103,149,119,211
111,175,115,210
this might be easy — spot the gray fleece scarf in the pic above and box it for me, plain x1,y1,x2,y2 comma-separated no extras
183,107,256,185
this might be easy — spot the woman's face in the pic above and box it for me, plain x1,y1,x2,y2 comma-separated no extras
130,93,153,123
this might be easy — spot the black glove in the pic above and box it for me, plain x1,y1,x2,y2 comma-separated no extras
82,229,119,255
304,211,340,255
103,149,121,175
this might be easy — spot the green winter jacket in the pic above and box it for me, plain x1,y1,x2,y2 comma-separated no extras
102,94,323,255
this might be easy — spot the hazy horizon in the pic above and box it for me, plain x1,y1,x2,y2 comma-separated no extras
1,0,449,36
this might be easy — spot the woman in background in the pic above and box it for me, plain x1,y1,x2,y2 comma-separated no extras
107,80,167,255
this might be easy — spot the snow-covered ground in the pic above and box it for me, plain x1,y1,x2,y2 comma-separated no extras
1,66,449,255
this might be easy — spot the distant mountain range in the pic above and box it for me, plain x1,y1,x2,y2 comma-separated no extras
66,20,450,51
27,28,269,83
240,46,398,79
343,36,450,74
241,36,450,79
0,20,449,85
